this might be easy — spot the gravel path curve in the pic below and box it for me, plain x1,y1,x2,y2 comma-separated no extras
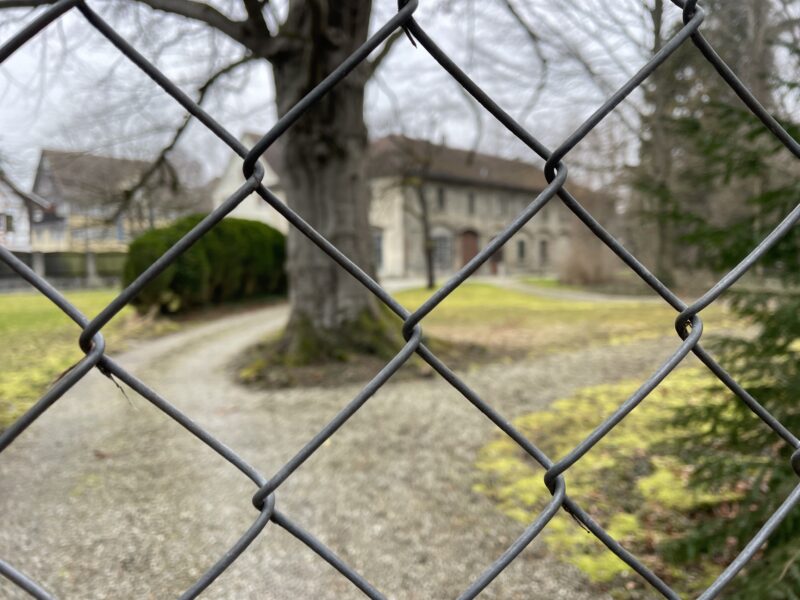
0,303,674,599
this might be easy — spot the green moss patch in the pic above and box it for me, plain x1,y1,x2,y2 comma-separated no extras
0,289,178,430
474,369,740,598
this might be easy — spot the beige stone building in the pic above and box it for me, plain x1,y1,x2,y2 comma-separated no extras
212,135,582,280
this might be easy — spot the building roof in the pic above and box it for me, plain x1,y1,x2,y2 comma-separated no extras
37,149,151,208
35,149,213,213
238,133,554,194
368,135,552,194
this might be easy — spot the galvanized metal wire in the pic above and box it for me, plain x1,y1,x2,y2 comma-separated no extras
1,0,799,598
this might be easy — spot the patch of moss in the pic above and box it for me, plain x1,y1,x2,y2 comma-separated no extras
0,289,175,431
474,368,738,598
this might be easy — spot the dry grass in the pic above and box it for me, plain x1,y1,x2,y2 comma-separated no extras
394,283,732,357
0,288,178,429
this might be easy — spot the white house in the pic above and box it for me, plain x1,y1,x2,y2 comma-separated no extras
212,135,592,280
27,149,214,252
0,180,31,251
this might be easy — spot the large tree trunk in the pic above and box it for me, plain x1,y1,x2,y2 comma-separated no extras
270,0,399,362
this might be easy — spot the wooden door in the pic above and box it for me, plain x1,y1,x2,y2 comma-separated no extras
460,230,479,266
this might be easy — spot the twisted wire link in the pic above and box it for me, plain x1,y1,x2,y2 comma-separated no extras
0,0,798,598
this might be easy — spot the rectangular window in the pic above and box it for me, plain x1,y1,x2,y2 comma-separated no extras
432,235,452,271
468,193,476,215
372,229,383,271
1,214,12,232
540,239,549,268
437,187,446,212
517,240,526,261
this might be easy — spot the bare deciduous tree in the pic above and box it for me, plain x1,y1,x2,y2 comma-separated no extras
1,0,412,362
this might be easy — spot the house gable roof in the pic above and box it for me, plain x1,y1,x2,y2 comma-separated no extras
240,133,553,194
35,149,151,208
33,149,213,214
367,135,552,194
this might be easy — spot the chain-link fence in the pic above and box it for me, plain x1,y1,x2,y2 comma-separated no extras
1,0,799,598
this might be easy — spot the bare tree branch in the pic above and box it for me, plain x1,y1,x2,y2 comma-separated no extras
366,27,406,77
0,167,49,207
500,0,550,75
242,0,269,36
129,0,247,42
500,0,641,136
0,0,289,59
109,53,255,223
0,0,56,7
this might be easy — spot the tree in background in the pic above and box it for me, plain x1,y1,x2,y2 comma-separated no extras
651,2,800,595
663,114,800,598
500,0,702,284
629,0,779,287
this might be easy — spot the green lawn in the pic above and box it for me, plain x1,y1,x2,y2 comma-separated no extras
521,275,658,297
2,283,731,429
0,289,174,429
521,276,582,292
394,283,730,357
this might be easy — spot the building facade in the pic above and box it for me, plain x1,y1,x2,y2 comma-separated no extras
0,181,31,251
28,149,213,252
213,135,582,280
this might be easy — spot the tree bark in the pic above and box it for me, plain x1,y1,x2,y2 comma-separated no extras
270,0,399,360
414,185,436,289
647,0,675,286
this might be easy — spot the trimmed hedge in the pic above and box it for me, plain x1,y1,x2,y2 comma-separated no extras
124,214,286,314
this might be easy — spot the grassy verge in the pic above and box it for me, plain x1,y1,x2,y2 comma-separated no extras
474,368,745,598
0,289,178,429
395,283,730,356
521,276,583,292
521,275,657,297
240,283,704,390
238,281,734,390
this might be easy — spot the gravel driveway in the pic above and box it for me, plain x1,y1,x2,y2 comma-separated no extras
0,303,672,599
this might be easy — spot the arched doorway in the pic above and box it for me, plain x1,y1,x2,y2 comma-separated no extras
460,230,479,267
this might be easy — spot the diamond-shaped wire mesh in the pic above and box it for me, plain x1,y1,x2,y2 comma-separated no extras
1,0,799,598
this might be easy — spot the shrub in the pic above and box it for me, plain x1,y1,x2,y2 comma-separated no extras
124,214,286,314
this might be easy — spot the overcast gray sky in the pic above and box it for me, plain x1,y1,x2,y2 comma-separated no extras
0,1,691,189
